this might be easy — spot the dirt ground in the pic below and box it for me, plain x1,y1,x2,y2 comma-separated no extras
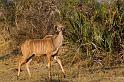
1,55,124,82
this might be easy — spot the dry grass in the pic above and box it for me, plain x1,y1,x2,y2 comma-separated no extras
0,54,124,82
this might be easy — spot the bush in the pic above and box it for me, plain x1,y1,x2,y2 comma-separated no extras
61,0,124,66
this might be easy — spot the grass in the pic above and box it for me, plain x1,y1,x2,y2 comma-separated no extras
1,55,124,82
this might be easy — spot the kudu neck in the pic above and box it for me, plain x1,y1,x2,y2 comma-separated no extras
53,30,63,49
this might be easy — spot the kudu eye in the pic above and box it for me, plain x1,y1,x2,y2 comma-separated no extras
54,25,57,30
61,27,64,30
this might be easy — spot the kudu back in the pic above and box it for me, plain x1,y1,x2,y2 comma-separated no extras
17,22,65,78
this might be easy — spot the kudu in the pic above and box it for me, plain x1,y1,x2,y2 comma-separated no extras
17,22,65,78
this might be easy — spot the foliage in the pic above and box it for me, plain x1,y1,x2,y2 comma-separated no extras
61,0,124,66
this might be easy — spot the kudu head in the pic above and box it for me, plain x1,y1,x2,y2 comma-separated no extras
54,22,64,33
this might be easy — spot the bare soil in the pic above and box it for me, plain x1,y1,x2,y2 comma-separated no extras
0,55,124,82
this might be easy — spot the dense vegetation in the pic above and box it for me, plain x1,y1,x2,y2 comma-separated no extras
0,0,124,68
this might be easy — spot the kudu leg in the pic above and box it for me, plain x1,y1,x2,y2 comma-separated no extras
18,58,26,77
18,54,34,77
17,61,21,77
47,55,52,79
54,56,65,77
25,59,32,77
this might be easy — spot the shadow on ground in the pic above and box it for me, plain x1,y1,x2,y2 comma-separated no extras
84,65,124,74
40,79,68,82
32,79,69,82
0,49,19,60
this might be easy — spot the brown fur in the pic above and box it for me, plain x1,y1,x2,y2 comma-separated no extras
17,23,65,78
